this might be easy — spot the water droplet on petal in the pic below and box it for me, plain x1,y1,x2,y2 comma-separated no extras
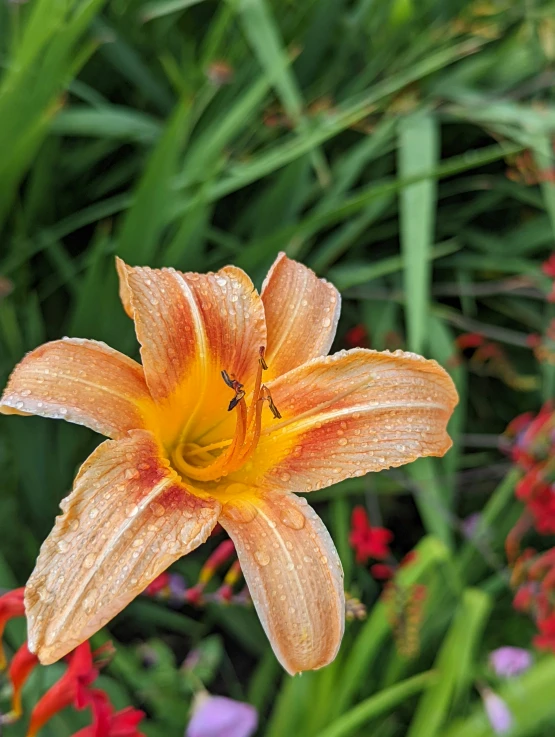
280,505,306,530
126,504,139,517
255,550,270,566
224,501,257,523
83,553,96,569
149,502,165,517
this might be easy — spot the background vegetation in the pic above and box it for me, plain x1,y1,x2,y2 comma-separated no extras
1,0,555,734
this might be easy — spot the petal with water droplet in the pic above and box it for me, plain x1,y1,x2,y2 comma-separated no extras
261,253,340,380
235,348,458,493
116,259,266,445
26,430,220,665
220,492,344,675
0,338,154,439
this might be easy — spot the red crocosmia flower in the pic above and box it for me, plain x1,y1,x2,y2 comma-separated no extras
9,641,40,716
27,642,98,737
541,254,555,278
0,587,25,669
144,572,171,597
345,324,370,348
533,614,555,652
349,506,393,563
455,332,485,350
71,690,146,737
513,583,536,613
370,564,395,580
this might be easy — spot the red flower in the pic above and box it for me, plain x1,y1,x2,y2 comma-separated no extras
349,507,393,563
0,587,25,669
144,572,171,596
8,641,40,716
541,253,555,278
534,613,555,652
370,564,395,580
345,325,370,348
71,690,145,737
455,332,485,350
27,642,98,736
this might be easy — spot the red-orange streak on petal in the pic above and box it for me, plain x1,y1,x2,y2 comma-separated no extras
9,642,40,716
261,253,340,380
220,493,344,675
0,339,152,439
229,348,458,492
25,430,220,665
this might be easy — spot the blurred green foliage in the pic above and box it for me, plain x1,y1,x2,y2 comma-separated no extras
2,0,555,734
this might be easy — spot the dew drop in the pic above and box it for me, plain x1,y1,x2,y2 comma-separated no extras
83,553,96,569
322,317,332,328
338,438,348,446
254,550,270,566
57,540,69,552
150,502,165,517
224,501,257,524
280,506,306,530
89,508,99,519
126,504,139,517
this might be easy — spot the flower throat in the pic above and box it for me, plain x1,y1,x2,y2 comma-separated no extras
171,347,280,483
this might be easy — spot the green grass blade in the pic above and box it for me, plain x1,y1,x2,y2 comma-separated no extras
407,589,492,737
398,111,439,354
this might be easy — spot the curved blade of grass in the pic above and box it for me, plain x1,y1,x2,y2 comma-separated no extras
336,536,451,714
318,671,438,737
407,589,492,737
233,0,329,185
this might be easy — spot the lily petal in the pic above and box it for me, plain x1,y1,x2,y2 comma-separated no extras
261,253,340,379
0,339,152,439
116,260,266,442
233,348,458,492
220,493,344,674
26,430,220,664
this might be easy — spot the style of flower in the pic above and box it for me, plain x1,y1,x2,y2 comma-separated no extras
350,506,393,563
186,693,258,737
0,254,457,674
0,587,25,669
489,646,532,677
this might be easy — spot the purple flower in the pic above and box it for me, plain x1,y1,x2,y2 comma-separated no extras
461,513,482,539
186,694,258,737
482,689,513,734
489,647,532,677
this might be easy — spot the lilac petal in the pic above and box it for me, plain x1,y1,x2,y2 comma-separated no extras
483,689,513,734
186,694,258,737
489,646,532,677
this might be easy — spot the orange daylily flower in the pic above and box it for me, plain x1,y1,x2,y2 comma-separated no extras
0,254,458,674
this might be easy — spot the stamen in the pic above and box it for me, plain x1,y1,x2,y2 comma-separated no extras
263,385,282,419
173,348,280,483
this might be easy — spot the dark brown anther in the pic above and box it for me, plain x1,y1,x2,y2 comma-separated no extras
259,346,268,371
262,385,281,419
228,390,246,412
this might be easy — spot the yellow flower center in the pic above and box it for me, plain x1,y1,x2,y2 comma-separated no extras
171,347,280,483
